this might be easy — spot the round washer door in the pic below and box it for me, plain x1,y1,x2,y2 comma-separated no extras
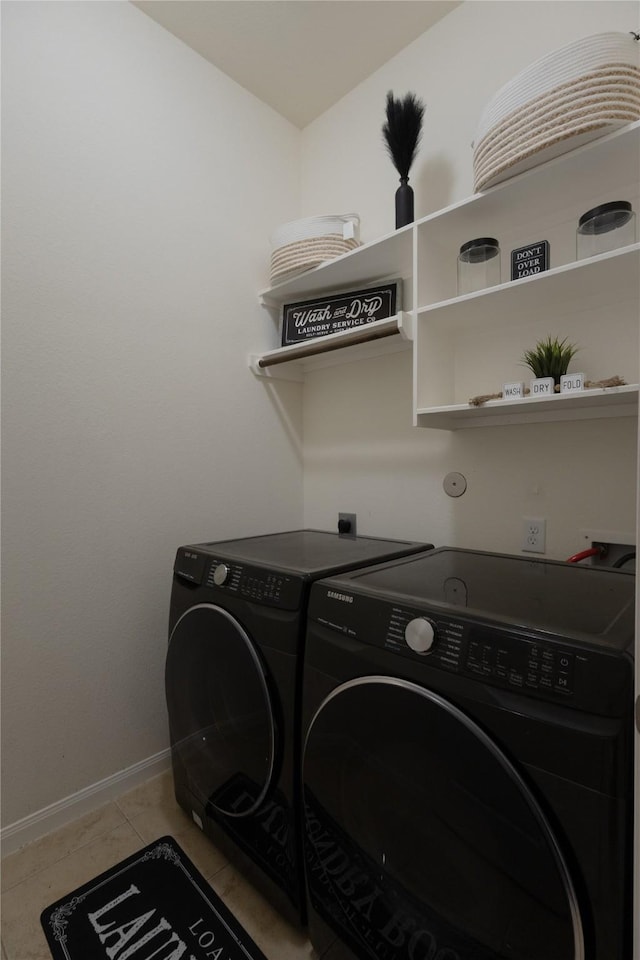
303,676,584,960
166,603,276,817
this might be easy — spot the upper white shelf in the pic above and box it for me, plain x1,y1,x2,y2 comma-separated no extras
258,223,413,307
416,121,640,242
416,244,640,330
415,122,640,307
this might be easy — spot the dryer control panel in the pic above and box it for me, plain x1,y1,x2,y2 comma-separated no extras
174,548,302,609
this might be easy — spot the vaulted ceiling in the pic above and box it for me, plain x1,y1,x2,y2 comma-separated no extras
132,1,460,127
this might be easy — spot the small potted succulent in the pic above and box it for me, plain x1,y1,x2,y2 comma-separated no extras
521,336,579,385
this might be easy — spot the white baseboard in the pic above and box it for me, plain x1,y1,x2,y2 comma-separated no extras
1,748,172,858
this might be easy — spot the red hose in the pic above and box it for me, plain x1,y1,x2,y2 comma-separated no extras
566,547,604,563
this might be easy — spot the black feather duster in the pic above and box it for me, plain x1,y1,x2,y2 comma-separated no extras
382,91,425,180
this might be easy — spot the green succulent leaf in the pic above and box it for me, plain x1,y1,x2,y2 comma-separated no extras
521,336,579,383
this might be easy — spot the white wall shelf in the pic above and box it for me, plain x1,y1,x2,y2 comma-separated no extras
414,121,639,429
415,121,640,308
250,312,413,381
416,245,639,330
252,121,639,422
416,384,639,430
258,223,414,308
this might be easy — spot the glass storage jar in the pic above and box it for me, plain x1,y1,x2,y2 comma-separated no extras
576,201,636,260
457,238,501,295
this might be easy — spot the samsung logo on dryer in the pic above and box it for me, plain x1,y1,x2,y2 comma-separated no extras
327,591,354,604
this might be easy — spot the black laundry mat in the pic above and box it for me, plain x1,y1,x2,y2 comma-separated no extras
40,835,268,960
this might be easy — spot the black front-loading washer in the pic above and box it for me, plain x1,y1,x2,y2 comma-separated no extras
165,529,432,927
301,547,635,959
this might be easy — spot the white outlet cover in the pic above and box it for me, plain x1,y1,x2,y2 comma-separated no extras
522,516,546,553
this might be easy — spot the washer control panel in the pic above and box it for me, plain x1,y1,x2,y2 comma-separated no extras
385,606,576,697
466,629,575,694
310,581,632,714
386,607,463,672
404,617,436,655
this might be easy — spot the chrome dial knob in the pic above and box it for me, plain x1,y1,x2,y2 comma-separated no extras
405,617,436,655
213,563,229,586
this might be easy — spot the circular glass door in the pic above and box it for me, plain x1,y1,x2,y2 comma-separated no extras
166,603,276,817
303,676,583,960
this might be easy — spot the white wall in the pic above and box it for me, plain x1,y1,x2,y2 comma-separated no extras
300,1,639,556
1,1,302,828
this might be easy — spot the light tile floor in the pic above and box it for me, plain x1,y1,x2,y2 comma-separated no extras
1,771,317,960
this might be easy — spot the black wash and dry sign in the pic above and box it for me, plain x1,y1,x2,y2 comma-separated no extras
281,281,399,346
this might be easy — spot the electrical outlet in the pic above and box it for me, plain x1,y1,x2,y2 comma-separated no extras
338,512,357,537
522,516,546,554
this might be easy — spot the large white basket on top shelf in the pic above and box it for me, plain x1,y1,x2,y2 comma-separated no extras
473,31,640,192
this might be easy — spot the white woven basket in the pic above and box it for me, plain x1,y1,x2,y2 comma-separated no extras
269,214,361,285
270,214,360,249
473,32,640,192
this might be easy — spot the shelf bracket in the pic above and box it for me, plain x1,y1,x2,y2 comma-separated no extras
397,310,414,341
248,355,305,381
